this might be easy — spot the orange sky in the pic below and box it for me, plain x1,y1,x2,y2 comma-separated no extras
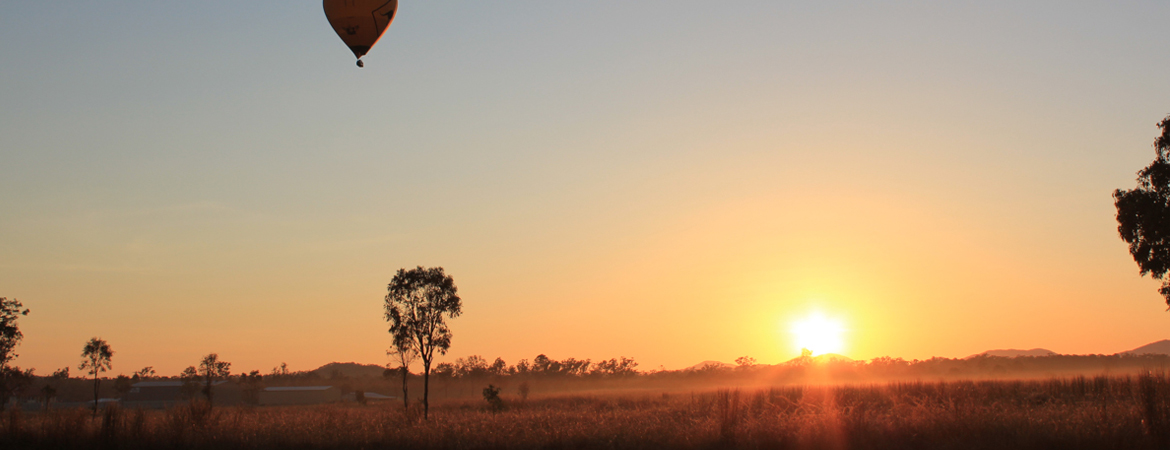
4,2,1170,375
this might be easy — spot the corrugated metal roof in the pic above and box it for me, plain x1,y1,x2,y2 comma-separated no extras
264,386,335,391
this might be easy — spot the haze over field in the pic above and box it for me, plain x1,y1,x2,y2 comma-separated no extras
3,2,1170,376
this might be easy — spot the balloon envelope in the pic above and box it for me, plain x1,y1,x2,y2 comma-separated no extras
323,0,398,60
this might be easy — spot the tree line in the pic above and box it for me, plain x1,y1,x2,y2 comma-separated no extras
428,354,639,378
0,296,281,413
0,266,467,421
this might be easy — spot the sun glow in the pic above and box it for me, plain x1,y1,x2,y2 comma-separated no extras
790,312,846,356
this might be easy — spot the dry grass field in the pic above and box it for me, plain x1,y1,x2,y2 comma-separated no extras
6,373,1170,449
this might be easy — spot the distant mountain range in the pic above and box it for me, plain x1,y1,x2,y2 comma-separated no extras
966,348,1057,359
684,361,735,371
1122,339,1170,356
964,340,1170,359
315,340,1170,376
686,353,855,370
681,340,1170,370
811,353,854,363
312,362,386,378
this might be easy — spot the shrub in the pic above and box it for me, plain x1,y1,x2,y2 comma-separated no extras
482,384,504,412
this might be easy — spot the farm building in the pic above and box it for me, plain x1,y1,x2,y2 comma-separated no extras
259,386,342,406
123,380,242,408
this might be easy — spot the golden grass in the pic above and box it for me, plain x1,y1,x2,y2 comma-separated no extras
4,374,1170,449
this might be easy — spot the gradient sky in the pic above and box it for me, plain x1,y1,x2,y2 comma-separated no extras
3,1,1170,376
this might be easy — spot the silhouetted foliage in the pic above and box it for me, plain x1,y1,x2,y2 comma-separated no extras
432,354,642,383
591,357,639,376
454,355,490,378
197,353,231,405
239,370,263,405
179,366,200,399
691,361,733,373
1115,115,1170,306
735,356,756,368
388,337,417,410
0,298,30,408
482,384,503,412
528,354,595,376
490,357,507,376
0,298,29,368
517,381,530,403
0,366,32,409
788,348,814,367
113,375,132,397
513,358,530,374
39,366,69,408
36,367,69,409
532,354,552,373
384,266,462,419
132,366,155,380
271,362,289,377
79,337,113,415
432,363,456,379
39,383,55,410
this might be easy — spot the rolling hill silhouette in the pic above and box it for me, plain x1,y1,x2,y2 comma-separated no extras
314,340,1170,377
312,362,386,378
777,353,854,364
966,348,1057,359
684,361,734,371
811,353,854,363
1122,339,1170,356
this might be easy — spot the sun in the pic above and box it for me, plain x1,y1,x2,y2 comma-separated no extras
790,312,846,356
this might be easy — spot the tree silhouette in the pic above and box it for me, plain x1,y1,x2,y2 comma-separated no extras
455,355,489,377
533,354,553,373
271,362,289,377
482,384,503,412
0,298,31,407
0,298,29,368
239,370,263,405
79,337,113,415
1115,115,1170,306
198,353,231,405
180,366,200,399
387,339,416,410
591,357,639,376
114,375,133,397
490,357,507,375
518,381,530,403
40,384,55,410
133,366,155,380
384,266,462,419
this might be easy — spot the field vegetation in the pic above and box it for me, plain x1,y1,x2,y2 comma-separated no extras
7,373,1170,449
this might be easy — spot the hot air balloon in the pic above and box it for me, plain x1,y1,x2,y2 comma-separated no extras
323,0,399,68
